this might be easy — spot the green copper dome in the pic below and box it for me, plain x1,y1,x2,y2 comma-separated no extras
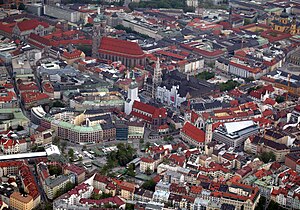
94,13,106,23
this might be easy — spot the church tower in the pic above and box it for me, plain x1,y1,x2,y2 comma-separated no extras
205,118,213,144
125,71,140,115
280,8,289,25
291,17,297,35
152,57,162,98
184,100,192,122
92,8,106,58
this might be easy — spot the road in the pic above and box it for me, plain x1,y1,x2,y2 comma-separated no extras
29,165,48,202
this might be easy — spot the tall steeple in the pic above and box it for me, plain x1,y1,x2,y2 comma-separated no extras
205,118,213,144
92,7,106,58
229,6,233,24
125,70,140,115
152,57,162,98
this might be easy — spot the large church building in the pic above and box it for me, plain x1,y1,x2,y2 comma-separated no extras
92,11,146,67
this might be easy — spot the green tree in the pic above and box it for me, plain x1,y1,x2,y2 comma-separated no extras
10,4,17,9
125,203,135,210
68,148,74,160
18,3,25,10
255,196,266,210
145,142,151,149
106,143,136,166
90,192,112,200
53,136,60,146
259,151,276,163
84,23,93,27
52,100,65,108
267,200,280,210
127,163,136,177
244,18,251,26
16,125,24,131
219,80,240,92
76,45,92,57
48,165,62,176
145,166,152,175
142,179,156,191
275,96,285,103
61,142,67,153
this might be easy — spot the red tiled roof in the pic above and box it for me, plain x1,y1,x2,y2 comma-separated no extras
62,50,83,59
230,61,261,74
132,101,167,119
80,196,125,206
264,98,276,106
18,82,39,92
0,22,15,34
99,37,145,59
28,33,51,47
119,181,135,192
140,157,155,163
262,109,273,117
0,91,16,102
16,19,49,32
65,164,85,175
191,111,199,124
181,122,205,143
42,82,54,93
21,91,49,103
168,154,185,167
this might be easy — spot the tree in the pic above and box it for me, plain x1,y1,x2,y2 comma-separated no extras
259,151,276,163
48,165,62,176
127,163,136,177
267,200,280,210
61,142,67,153
68,148,74,160
82,145,87,151
275,96,285,103
142,179,156,191
106,143,136,167
145,166,152,175
10,4,17,9
145,142,151,149
52,100,65,108
244,18,251,26
53,136,60,146
219,80,240,92
125,203,135,210
18,3,25,10
76,45,92,57
84,23,93,27
245,77,255,83
163,136,174,142
16,125,24,131
90,192,112,200
255,196,266,210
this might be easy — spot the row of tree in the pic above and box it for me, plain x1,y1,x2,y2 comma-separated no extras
128,0,194,12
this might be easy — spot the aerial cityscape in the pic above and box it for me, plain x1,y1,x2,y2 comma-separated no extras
0,0,299,209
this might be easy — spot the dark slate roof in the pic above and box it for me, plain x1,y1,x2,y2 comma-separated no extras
160,70,216,98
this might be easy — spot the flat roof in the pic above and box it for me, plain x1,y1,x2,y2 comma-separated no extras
0,152,47,161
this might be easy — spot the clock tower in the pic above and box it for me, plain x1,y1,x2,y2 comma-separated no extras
92,9,106,58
